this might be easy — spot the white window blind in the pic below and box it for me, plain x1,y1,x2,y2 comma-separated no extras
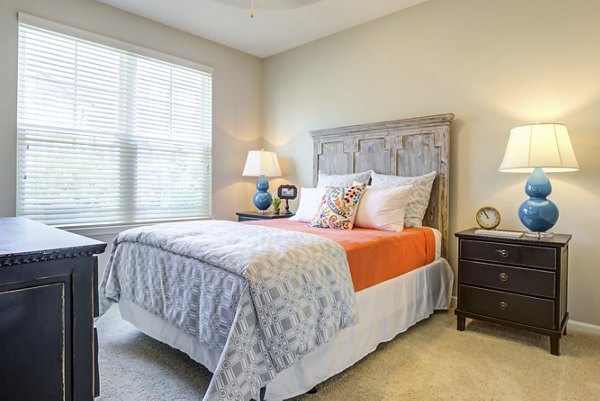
17,17,212,228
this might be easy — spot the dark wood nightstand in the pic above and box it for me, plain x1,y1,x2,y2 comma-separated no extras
455,228,571,355
236,211,294,222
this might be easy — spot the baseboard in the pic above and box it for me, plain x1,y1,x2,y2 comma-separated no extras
568,320,600,336
450,295,600,336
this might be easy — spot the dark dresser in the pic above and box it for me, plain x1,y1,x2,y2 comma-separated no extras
455,228,571,355
0,217,106,400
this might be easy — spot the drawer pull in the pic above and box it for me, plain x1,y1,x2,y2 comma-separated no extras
496,249,509,258
499,301,508,311
499,272,509,282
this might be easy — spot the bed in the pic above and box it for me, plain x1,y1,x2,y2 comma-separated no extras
99,113,455,401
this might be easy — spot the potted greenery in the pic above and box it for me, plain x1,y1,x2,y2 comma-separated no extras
272,197,281,214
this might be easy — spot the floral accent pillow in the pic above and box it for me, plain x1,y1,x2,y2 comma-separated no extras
309,184,366,230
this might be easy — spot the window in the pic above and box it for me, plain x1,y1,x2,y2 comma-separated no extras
17,15,212,228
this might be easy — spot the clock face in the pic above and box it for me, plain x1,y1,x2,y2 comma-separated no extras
476,206,501,230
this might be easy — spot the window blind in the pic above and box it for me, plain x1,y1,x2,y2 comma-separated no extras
17,18,212,228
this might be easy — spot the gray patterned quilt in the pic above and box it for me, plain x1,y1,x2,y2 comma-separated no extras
99,220,357,401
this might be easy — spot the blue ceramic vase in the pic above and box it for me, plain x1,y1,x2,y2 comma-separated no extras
518,167,559,233
252,175,273,211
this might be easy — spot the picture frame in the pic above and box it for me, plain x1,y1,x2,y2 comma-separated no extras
277,185,298,200
277,185,298,214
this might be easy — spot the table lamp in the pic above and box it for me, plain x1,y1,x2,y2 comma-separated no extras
242,149,281,212
499,123,578,237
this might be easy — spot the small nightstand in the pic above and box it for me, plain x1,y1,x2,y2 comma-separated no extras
236,211,294,222
455,228,571,355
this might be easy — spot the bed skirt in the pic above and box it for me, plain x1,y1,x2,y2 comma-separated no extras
118,257,453,400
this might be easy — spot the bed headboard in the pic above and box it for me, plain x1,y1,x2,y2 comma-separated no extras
310,113,454,258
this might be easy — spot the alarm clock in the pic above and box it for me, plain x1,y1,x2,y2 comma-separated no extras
476,206,501,230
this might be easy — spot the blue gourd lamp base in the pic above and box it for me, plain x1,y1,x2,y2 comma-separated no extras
518,167,558,237
253,175,273,212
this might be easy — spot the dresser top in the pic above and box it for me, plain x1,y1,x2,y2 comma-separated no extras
0,217,106,265
455,228,571,247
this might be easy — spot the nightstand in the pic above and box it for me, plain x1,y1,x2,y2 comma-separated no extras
236,211,294,222
455,228,571,355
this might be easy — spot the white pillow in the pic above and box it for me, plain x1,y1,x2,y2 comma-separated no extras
317,170,371,188
370,171,437,227
354,185,413,231
288,187,327,222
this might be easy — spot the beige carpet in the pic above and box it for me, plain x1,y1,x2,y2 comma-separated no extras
96,306,600,400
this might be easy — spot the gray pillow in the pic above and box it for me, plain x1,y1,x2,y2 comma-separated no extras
370,171,437,227
317,170,371,188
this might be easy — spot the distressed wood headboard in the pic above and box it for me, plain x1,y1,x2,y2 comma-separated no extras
310,113,454,258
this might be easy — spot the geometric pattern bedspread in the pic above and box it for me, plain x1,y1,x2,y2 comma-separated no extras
99,220,357,401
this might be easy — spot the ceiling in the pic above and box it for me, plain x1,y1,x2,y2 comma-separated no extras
98,0,429,58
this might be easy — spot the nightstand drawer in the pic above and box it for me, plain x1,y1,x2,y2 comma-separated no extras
460,285,555,329
460,260,555,298
460,239,556,270
236,212,293,222
238,215,262,221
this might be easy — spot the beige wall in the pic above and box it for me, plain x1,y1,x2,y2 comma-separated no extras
263,0,600,326
0,0,261,270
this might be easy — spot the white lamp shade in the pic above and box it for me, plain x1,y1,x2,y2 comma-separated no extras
242,150,282,177
499,123,579,173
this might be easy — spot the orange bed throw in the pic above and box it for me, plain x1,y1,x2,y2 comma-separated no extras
245,219,436,292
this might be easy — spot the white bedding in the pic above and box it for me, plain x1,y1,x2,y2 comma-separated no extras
118,252,453,400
